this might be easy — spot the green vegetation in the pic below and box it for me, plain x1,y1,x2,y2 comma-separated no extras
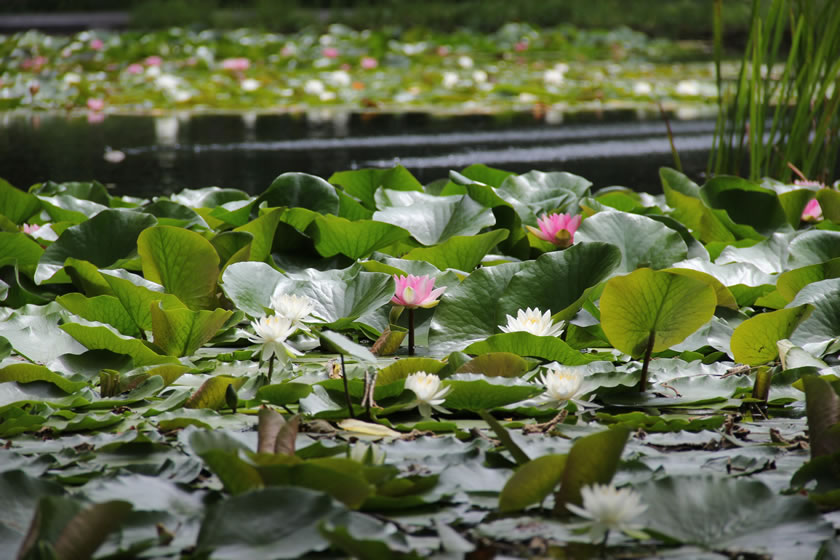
0,162,839,557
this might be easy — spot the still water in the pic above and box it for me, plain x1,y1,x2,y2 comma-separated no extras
0,109,714,198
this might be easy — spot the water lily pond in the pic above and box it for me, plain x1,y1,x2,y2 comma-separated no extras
2,161,840,558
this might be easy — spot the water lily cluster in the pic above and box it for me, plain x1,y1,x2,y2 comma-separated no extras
0,25,721,114
0,161,838,559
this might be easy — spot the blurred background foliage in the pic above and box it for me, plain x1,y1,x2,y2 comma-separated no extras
1,0,756,39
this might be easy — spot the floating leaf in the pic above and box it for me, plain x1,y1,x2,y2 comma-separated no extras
373,190,495,245
601,268,717,356
0,363,87,394
444,378,541,410
802,375,840,458
575,211,688,272
308,214,410,259
137,225,220,310
639,475,831,559
401,229,508,272
329,166,422,209
0,178,41,224
498,241,622,321
257,172,339,215
61,321,175,367
554,426,629,512
376,358,445,386
499,454,567,513
730,304,813,365
659,167,734,243
465,332,594,365
185,375,247,409
700,175,789,235
150,301,232,357
455,352,530,377
35,209,157,284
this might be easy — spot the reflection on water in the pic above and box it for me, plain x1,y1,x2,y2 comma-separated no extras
0,109,713,198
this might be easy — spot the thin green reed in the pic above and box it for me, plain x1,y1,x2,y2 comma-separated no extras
709,0,840,183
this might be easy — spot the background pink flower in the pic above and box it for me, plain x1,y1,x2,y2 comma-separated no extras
90,38,104,51
126,63,144,74
86,98,105,111
360,56,378,69
323,47,339,58
221,57,250,72
144,55,162,67
392,275,445,309
527,212,582,248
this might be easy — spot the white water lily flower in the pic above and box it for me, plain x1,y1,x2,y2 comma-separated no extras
404,371,452,418
270,293,315,327
499,307,564,337
241,78,260,92
566,484,647,543
538,364,583,403
303,79,325,96
248,315,299,364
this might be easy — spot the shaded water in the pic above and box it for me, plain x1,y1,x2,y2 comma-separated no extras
0,109,714,197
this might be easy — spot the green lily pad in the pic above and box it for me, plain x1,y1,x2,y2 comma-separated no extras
601,268,717,357
35,209,157,284
465,332,594,365
329,166,423,210
401,229,508,272
639,475,832,559
575,210,688,273
138,225,221,310
730,304,813,365
499,454,568,513
0,178,41,224
308,214,411,259
257,172,339,215
373,190,495,246
150,301,233,357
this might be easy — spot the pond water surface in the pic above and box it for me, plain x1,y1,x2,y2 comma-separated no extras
0,109,715,198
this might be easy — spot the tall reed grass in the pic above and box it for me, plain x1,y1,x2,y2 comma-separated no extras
708,0,840,183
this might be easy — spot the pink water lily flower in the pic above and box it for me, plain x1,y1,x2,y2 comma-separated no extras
323,47,339,58
144,55,162,67
526,212,582,248
360,56,378,69
221,57,250,72
391,275,445,309
86,98,105,112
801,198,823,222
90,38,104,51
126,63,144,74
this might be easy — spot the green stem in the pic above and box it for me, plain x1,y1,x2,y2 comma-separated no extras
658,101,682,172
640,331,655,392
267,354,275,383
408,308,415,356
340,354,355,418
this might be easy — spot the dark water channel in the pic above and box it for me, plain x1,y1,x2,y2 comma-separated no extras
0,109,715,198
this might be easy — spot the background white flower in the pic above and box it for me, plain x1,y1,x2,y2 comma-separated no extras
404,371,451,417
270,293,316,327
567,483,647,543
499,307,564,337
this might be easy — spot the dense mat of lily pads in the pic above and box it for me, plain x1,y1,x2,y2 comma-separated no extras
2,163,840,558
0,24,723,114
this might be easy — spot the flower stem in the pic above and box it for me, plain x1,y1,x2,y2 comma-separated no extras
340,353,355,418
408,308,415,356
600,529,610,557
267,355,275,383
639,330,655,392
